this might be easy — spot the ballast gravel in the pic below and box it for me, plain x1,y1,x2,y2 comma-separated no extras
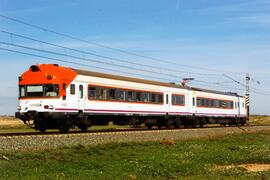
0,126,269,152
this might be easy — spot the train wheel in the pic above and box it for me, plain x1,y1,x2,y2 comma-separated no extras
156,120,163,129
38,125,47,133
59,125,70,133
145,119,155,130
78,124,89,132
58,118,73,133
192,122,198,128
78,116,91,132
35,118,47,133
174,124,180,129
146,124,153,130
199,123,204,128
173,119,181,129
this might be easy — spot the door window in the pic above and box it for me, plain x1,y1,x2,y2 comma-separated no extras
79,85,83,99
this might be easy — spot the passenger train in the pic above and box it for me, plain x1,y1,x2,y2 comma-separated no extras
15,64,247,132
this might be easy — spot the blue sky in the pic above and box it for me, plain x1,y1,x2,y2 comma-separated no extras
0,0,269,115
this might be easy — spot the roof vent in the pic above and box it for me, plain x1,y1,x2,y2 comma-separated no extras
53,64,59,66
30,65,40,72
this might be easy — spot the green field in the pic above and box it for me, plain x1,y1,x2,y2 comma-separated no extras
0,132,269,179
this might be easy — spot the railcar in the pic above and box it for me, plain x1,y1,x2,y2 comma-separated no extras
15,64,247,132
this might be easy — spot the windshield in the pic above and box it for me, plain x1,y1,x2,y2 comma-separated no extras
19,84,59,98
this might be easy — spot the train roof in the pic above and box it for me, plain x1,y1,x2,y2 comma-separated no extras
73,68,243,98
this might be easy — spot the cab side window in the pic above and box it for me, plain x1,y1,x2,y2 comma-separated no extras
70,84,75,95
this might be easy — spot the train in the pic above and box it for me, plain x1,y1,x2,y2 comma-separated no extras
15,64,247,133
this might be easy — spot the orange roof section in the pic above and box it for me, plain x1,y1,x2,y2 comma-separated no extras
19,64,77,86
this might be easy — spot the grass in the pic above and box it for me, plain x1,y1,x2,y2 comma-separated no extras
0,132,269,179
250,115,270,125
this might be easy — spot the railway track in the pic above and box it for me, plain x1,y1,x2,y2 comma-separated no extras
0,124,269,137
0,125,269,152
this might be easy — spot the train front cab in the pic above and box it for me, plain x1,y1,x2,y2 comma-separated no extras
15,64,86,132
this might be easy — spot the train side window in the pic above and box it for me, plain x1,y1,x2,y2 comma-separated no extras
107,89,116,100
70,84,75,95
95,87,102,100
150,93,154,103
126,91,133,101
206,99,210,107
100,88,107,100
116,89,125,101
202,99,206,106
135,92,142,102
210,100,214,107
158,94,163,103
230,102,234,109
20,86,26,97
150,93,157,103
193,97,195,106
172,95,185,105
88,87,96,99
142,92,149,102
95,87,103,99
196,98,201,106
79,85,83,99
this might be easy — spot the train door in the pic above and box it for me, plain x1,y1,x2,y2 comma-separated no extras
191,96,196,115
237,97,241,118
78,85,85,111
165,93,170,114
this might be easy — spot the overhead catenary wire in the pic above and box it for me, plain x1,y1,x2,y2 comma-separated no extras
1,33,264,93
0,47,179,83
223,73,270,95
191,81,270,96
0,40,238,87
0,29,220,77
0,46,245,93
0,14,246,75
1,14,269,96
0,41,186,80
1,47,270,97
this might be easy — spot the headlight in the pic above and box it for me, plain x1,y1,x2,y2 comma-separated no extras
17,106,21,111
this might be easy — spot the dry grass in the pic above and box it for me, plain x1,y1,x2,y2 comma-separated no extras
214,164,270,172
249,115,270,125
161,138,176,146
0,116,24,128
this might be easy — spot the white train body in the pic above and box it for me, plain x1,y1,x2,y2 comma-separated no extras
16,64,247,132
